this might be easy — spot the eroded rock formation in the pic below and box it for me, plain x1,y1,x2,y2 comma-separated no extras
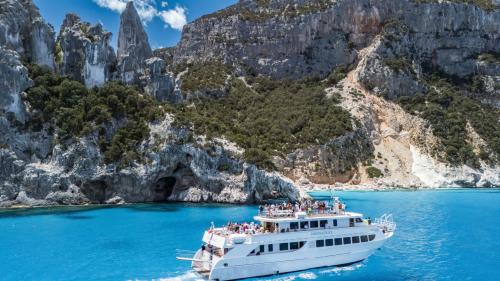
0,116,299,207
117,1,153,85
0,0,55,69
57,13,117,87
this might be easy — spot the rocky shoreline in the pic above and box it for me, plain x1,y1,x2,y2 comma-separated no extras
1,0,499,207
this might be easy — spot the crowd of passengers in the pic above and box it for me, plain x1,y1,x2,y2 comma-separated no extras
258,199,346,217
209,200,351,236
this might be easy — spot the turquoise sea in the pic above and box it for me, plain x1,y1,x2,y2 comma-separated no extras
1,189,499,281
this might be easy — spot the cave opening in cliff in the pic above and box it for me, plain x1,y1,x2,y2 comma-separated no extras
154,177,176,201
81,180,108,204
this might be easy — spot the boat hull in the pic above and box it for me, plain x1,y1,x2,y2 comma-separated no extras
206,237,387,281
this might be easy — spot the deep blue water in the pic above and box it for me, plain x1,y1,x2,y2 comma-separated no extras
1,190,500,281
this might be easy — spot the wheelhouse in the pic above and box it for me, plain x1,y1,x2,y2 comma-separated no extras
254,211,369,234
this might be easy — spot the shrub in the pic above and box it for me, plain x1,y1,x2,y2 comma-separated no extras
477,52,500,64
326,64,347,86
366,166,384,178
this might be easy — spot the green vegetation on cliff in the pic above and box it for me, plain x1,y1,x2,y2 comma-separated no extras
203,0,334,22
180,61,232,92
25,65,162,166
413,0,498,11
384,58,415,75
366,166,384,178
398,77,500,166
477,52,500,64
167,77,353,170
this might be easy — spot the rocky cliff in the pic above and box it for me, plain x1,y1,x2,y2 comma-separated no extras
172,0,500,188
0,0,499,207
174,0,500,80
57,13,116,87
0,0,55,69
117,1,153,85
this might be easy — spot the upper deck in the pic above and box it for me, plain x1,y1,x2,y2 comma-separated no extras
254,210,363,223
203,198,375,248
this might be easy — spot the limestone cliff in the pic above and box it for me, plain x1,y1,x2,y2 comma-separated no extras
0,0,500,207
172,0,500,188
57,13,117,87
117,1,153,85
0,0,55,69
174,0,499,82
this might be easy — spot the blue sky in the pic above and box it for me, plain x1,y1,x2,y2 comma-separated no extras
33,0,237,49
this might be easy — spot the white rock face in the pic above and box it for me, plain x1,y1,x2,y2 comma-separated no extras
84,60,106,87
0,47,31,122
411,146,500,188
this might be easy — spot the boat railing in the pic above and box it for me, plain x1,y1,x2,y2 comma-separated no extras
375,214,396,232
259,208,346,218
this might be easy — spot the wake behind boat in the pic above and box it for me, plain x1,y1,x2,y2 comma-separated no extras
177,197,396,280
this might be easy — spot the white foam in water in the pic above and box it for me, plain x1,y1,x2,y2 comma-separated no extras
298,272,317,279
319,263,364,275
152,271,205,281
150,264,354,281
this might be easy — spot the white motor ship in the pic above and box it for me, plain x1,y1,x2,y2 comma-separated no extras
177,197,396,281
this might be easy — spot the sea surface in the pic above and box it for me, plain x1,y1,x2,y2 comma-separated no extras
1,189,499,281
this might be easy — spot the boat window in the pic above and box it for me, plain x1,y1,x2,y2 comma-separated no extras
343,237,351,244
299,241,306,248
310,221,319,228
368,234,376,241
268,244,273,252
316,240,325,247
250,249,255,254
355,218,363,223
290,242,299,250
300,221,309,229
361,235,368,242
349,218,355,227
260,245,265,252
280,243,289,251
290,222,299,230
320,220,327,227
334,238,342,245
352,236,360,243
325,239,333,246
333,219,338,227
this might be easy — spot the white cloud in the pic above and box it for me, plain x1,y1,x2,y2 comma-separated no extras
93,0,157,23
93,0,187,30
93,0,127,13
159,6,187,31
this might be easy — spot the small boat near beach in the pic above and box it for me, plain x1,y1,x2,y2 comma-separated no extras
177,197,396,281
